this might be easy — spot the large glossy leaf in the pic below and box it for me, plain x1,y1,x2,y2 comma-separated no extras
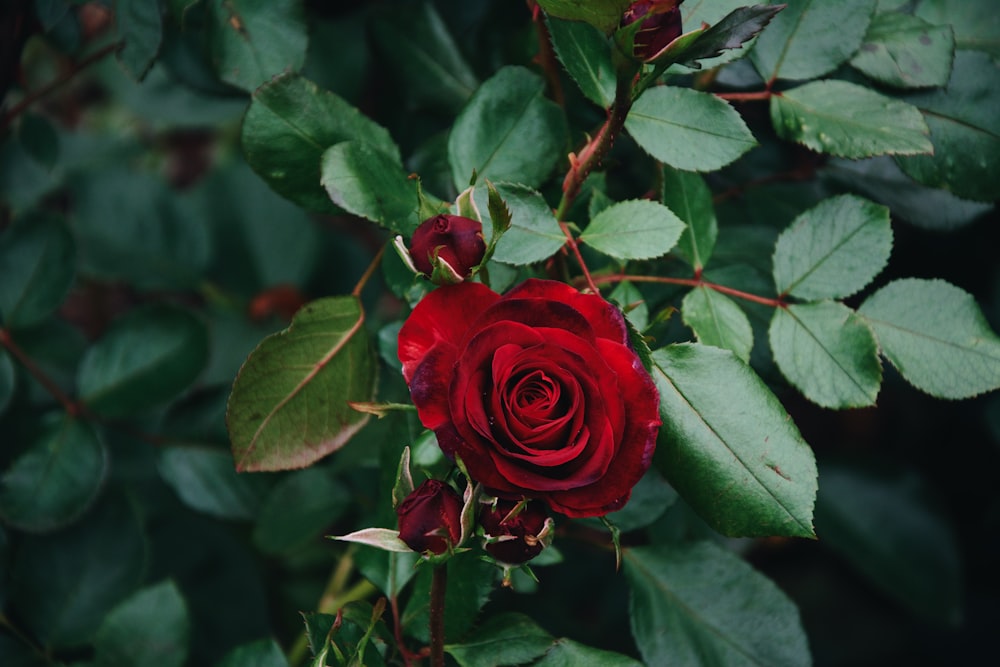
472,182,564,265
77,304,209,417
681,287,753,362
116,0,163,80
771,80,931,158
242,73,400,214
547,16,616,108
580,200,685,261
93,580,189,667
252,466,349,553
772,194,892,300
626,86,756,172
849,12,954,89
0,414,107,532
0,212,75,330
896,50,1000,202
651,344,817,537
158,446,268,521
321,141,423,236
227,296,376,472
208,0,307,92
536,0,632,34
662,165,717,270
816,465,963,625
858,278,1000,399
625,542,812,667
751,0,876,81
915,0,1000,57
448,66,567,191
770,302,882,408
446,613,553,667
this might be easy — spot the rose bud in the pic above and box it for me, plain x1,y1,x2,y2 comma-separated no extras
480,499,553,565
409,214,486,283
396,479,464,555
621,0,684,62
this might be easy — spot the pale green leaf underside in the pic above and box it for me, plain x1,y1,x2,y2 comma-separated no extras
227,296,375,472
651,344,817,538
771,80,932,158
770,302,882,409
681,287,753,362
580,199,685,260
858,278,1000,399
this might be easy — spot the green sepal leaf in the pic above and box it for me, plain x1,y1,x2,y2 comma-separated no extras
242,73,401,214
0,414,107,532
473,182,564,266
771,80,932,158
332,528,413,553
626,86,757,172
448,66,568,191
93,580,190,667
625,542,811,667
751,0,876,81
857,278,1000,399
579,199,685,261
116,0,163,81
208,0,307,93
227,296,376,472
392,446,415,510
673,4,786,70
321,141,427,236
681,287,754,362
445,612,553,667
78,304,209,417
546,16,616,108
0,212,75,330
770,302,882,409
651,344,818,538
850,12,955,89
661,164,717,270
536,0,632,34
772,194,893,300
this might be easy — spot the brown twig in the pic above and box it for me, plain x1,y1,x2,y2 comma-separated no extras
0,327,82,415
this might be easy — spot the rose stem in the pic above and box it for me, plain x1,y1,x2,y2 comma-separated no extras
592,274,787,309
0,327,82,416
352,244,386,298
429,564,448,667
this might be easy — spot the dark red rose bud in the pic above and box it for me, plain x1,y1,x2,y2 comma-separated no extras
409,214,486,281
621,0,684,62
396,479,464,555
480,499,552,565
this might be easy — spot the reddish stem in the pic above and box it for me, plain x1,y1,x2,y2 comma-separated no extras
528,0,565,107
0,328,82,415
714,90,773,102
559,222,599,294
592,274,786,308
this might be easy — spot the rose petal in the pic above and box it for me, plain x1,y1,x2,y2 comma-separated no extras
504,279,630,344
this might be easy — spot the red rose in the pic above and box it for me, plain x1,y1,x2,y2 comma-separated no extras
480,499,552,565
396,479,463,555
409,214,486,282
621,0,684,62
397,279,660,518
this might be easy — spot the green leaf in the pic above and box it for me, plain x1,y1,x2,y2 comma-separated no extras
850,12,955,89
403,556,496,643
253,467,349,554
10,494,147,648
158,446,268,521
0,212,75,330
816,465,963,625
0,349,13,416
681,287,754,362
547,17,616,108
751,0,876,81
116,0,163,80
675,4,786,70
580,200,685,261
208,0,307,92
610,280,649,332
371,2,478,113
448,66,567,191
625,542,811,667
473,182,564,265
321,141,424,236
536,0,632,34
17,113,60,169
0,414,107,532
595,468,678,533
215,638,289,667
895,50,1000,202
242,73,401,214
93,580,189,667
534,639,643,667
445,612,553,667
857,278,1000,399
227,296,376,472
915,0,1000,57
651,344,818,538
770,302,882,409
78,304,209,417
661,165,717,270
772,194,892,300
771,80,932,158
626,86,757,172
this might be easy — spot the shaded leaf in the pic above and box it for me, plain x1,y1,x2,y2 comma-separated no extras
547,16,616,107
116,0,163,80
651,344,817,537
857,278,1000,399
626,86,757,172
625,542,811,667
208,0,307,92
445,613,553,667
681,287,754,362
850,12,955,89
771,80,932,158
536,0,632,34
534,639,642,667
158,446,268,521
403,556,496,643
580,199,685,261
915,0,1000,57
0,349,13,415
0,212,75,330
253,467,350,553
93,580,189,667
676,4,785,69
662,164,717,270
215,638,289,667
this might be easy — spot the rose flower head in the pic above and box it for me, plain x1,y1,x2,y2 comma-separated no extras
409,214,486,284
398,279,660,518
480,498,553,565
396,479,463,555
621,0,684,62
